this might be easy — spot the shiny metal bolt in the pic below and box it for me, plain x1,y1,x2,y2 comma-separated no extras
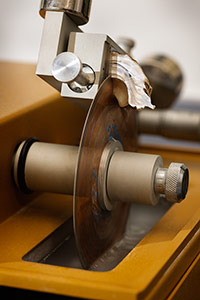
52,52,82,83
155,163,189,203
52,52,95,93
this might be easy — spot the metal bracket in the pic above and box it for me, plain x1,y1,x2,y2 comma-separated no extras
36,11,125,109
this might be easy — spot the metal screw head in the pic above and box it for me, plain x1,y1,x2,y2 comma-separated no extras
52,52,82,83
165,163,189,203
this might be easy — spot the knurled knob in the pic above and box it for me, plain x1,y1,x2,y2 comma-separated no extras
165,163,189,203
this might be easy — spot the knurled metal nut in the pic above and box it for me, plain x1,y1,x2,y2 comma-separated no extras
165,163,188,203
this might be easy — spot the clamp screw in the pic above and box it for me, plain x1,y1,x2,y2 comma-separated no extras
52,52,95,93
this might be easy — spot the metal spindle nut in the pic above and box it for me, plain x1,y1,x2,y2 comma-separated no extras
165,163,189,203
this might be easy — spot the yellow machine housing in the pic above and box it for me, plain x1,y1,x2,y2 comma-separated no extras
0,62,199,299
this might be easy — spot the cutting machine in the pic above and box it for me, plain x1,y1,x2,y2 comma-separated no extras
0,1,199,299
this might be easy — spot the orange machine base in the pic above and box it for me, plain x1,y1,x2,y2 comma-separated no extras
0,62,199,300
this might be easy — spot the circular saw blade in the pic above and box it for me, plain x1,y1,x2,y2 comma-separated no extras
73,77,137,269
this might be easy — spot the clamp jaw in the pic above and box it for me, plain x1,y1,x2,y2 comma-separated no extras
36,0,153,110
